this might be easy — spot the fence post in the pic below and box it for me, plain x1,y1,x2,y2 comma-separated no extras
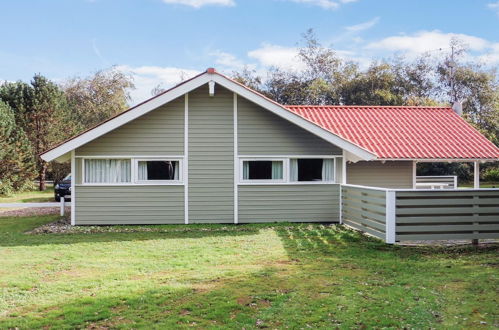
60,197,65,217
385,190,396,244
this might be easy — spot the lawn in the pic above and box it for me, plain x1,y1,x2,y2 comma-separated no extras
0,185,54,203
460,182,499,189
0,216,497,329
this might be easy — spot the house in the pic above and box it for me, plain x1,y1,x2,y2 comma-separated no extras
41,68,499,236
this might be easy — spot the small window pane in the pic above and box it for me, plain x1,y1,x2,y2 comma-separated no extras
243,161,283,180
138,161,179,181
84,159,131,183
298,159,323,181
290,158,334,182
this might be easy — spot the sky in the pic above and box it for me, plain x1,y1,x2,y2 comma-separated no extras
1,0,498,105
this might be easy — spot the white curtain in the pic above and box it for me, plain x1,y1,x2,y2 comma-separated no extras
173,162,179,180
271,161,283,180
322,158,334,181
290,159,298,181
138,161,148,180
85,159,131,183
243,161,250,180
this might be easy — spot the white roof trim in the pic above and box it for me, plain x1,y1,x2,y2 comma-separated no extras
41,72,376,162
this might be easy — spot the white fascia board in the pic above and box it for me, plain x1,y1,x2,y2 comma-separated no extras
212,75,377,161
41,74,212,162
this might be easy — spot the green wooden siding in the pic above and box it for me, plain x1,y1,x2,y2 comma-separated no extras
237,96,341,155
347,161,413,189
188,85,234,223
238,184,340,223
75,158,82,185
75,185,184,225
341,185,387,240
77,96,184,156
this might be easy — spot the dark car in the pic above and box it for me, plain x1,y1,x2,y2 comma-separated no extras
54,174,71,202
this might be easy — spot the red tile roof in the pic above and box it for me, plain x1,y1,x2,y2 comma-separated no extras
286,105,499,160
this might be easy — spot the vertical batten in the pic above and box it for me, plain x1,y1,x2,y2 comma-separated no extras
412,161,417,189
341,150,347,184
234,93,239,224
71,150,75,225
184,93,189,224
474,161,480,189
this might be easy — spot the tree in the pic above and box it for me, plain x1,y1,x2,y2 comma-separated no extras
63,68,134,132
0,101,35,195
0,75,68,191
436,40,499,145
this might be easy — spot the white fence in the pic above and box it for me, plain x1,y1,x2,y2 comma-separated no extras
415,176,457,189
0,197,69,216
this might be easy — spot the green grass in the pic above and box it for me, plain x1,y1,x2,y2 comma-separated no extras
0,216,497,329
0,185,54,203
460,182,499,188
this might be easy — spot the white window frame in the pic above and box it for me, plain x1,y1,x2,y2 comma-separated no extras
82,157,133,186
79,156,184,186
133,158,183,185
238,155,339,185
239,158,287,184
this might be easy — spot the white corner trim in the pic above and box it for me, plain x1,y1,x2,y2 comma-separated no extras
385,190,396,244
184,93,189,224
70,150,75,226
412,161,417,189
41,74,212,162
233,93,238,224
341,150,347,185
211,75,376,161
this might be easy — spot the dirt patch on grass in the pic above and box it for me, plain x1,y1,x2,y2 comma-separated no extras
26,216,72,234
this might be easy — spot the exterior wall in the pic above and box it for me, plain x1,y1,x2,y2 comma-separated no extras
188,85,234,223
73,96,185,225
347,161,413,189
75,186,184,225
237,96,341,223
77,96,184,156
238,184,340,223
72,84,344,225
238,97,341,155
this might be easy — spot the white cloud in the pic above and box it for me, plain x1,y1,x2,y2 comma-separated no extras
345,17,380,32
488,1,499,16
366,30,490,54
248,43,305,71
161,0,234,8
208,50,253,72
285,0,339,10
115,65,200,105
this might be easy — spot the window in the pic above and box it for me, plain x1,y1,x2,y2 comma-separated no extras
82,158,183,185
84,159,131,183
242,160,284,181
137,160,180,181
290,158,334,182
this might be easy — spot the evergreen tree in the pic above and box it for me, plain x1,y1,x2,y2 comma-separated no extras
0,101,35,195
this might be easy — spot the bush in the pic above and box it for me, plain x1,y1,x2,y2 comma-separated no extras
482,167,499,182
